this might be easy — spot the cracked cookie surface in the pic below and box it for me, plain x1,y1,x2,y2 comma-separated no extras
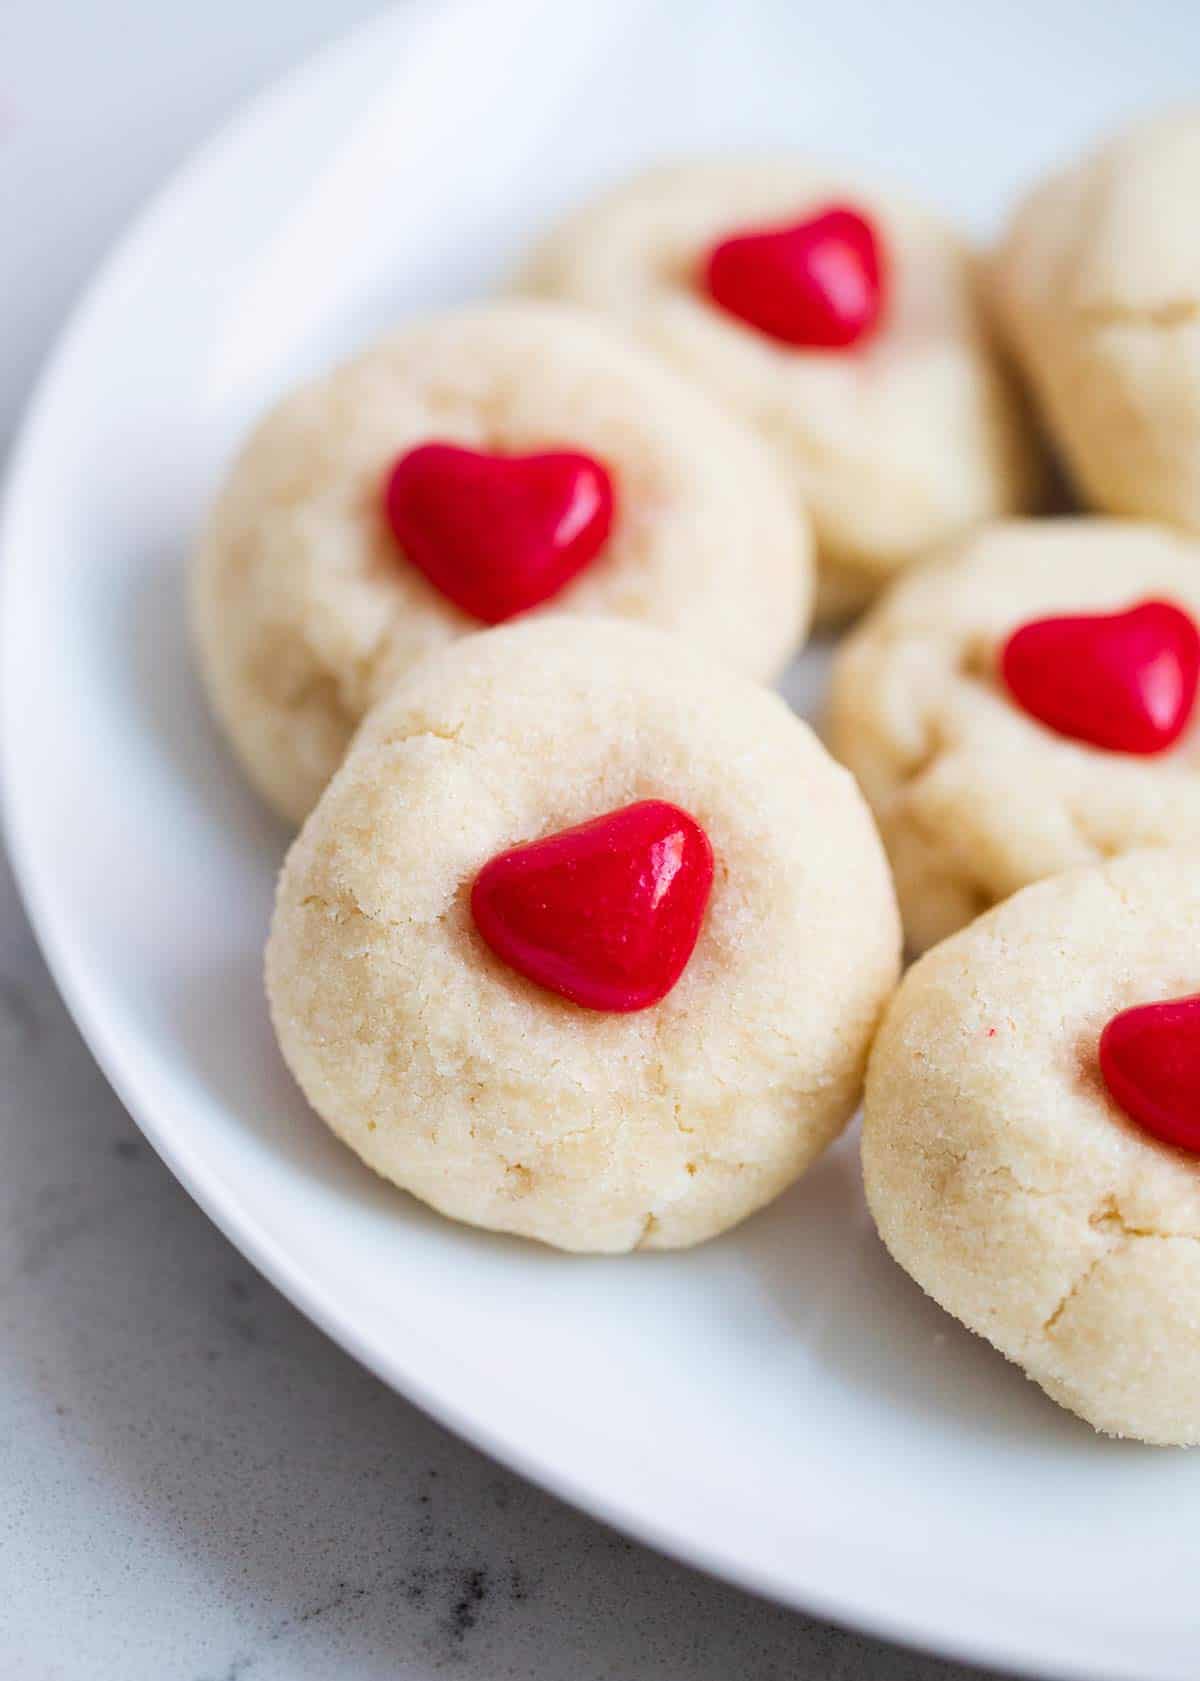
192,299,811,823
265,617,900,1253
828,518,1200,953
991,107,1200,531
521,157,1043,616
863,848,1200,1444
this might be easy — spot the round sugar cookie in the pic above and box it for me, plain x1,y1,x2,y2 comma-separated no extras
192,299,812,823
863,849,1200,1445
829,518,1200,953
992,107,1200,534
522,157,1042,614
266,617,901,1253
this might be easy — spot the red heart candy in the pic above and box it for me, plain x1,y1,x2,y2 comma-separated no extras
1000,599,1200,755
384,443,615,624
1100,992,1200,1154
470,800,714,1013
703,205,885,349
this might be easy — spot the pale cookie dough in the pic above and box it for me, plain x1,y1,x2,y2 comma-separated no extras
829,518,1200,953
192,300,811,823
992,107,1200,531
522,158,1042,614
863,849,1200,1444
266,617,900,1253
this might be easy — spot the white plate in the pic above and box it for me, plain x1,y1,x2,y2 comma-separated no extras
5,3,1200,1675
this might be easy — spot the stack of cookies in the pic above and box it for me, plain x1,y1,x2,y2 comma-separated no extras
193,109,1200,1446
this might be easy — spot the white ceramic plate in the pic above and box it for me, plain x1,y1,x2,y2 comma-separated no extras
5,3,1200,1675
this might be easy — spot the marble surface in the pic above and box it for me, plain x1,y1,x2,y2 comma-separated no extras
1,5,998,1676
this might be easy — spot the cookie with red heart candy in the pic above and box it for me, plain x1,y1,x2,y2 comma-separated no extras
864,848,1200,1445
522,157,1043,619
829,517,1200,953
266,617,900,1253
192,301,811,822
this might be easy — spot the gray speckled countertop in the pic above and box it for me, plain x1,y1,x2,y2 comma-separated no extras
0,6,998,1675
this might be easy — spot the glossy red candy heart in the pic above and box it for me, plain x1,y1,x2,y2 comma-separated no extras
384,442,615,624
1000,599,1200,755
703,205,884,349
470,800,714,1013
1100,992,1200,1154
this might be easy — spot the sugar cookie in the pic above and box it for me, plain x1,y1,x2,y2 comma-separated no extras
266,617,900,1252
524,158,1042,614
864,849,1200,1444
829,518,1200,952
193,300,811,821
992,108,1200,533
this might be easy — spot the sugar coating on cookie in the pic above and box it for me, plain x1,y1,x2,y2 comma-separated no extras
192,300,812,823
266,617,900,1253
863,849,1200,1445
522,158,1042,609
829,518,1200,953
992,108,1200,532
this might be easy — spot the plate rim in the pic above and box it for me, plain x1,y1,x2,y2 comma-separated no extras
0,7,1183,1678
